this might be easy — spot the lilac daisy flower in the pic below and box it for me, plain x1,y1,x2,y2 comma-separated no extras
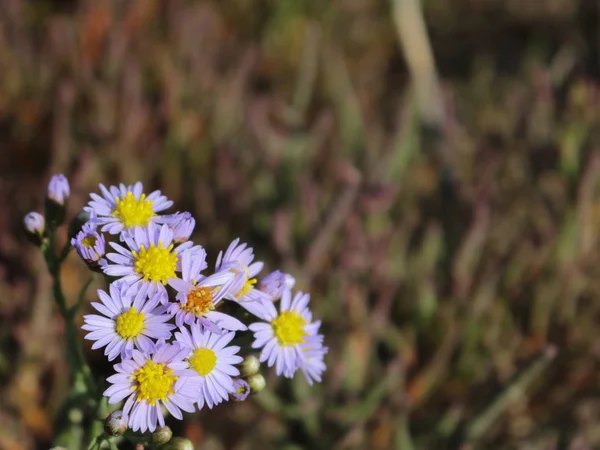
167,248,246,333
248,288,324,380
103,223,194,304
216,238,273,318
85,182,173,235
82,284,174,361
175,324,243,410
71,223,106,269
231,379,250,401
103,343,201,432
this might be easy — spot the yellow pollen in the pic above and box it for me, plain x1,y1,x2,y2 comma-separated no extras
112,192,155,228
115,307,145,339
236,277,257,299
181,287,215,316
132,361,177,406
272,310,308,346
189,348,217,376
81,235,97,248
133,242,177,284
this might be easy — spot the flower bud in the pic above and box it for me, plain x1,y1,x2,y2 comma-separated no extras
149,426,173,445
47,174,70,206
231,378,251,401
160,438,194,450
240,355,260,377
104,410,127,437
160,212,195,243
247,373,266,394
23,212,45,245
45,174,70,228
258,271,296,300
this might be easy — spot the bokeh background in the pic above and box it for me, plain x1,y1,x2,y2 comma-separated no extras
1,0,600,448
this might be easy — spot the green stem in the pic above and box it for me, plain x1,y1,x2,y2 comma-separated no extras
43,230,99,400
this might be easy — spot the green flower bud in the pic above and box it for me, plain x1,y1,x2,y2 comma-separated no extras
247,373,266,394
149,426,173,445
104,410,127,437
161,437,194,450
240,354,260,377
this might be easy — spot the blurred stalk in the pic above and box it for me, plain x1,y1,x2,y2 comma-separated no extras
464,346,558,443
389,0,443,130
287,21,321,126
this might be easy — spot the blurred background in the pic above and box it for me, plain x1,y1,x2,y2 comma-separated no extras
1,0,600,448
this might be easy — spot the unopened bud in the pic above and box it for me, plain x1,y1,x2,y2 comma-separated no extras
240,355,260,377
160,212,195,243
149,426,173,445
247,373,266,394
24,212,45,245
231,378,251,401
104,410,127,437
160,437,194,450
47,174,70,206
45,174,70,228
258,271,296,300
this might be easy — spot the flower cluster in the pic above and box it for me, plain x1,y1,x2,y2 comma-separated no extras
71,182,327,432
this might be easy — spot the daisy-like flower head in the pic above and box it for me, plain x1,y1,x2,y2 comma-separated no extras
85,182,173,235
71,223,106,269
82,284,174,361
248,287,324,380
167,248,246,333
104,342,201,433
230,379,250,401
257,270,296,301
216,238,264,299
103,223,194,304
158,212,195,244
175,324,244,410
216,238,274,319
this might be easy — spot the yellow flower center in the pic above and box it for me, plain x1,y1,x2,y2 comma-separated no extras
236,276,257,299
133,243,177,284
189,348,217,376
272,311,308,346
81,235,97,248
133,361,178,406
115,307,145,339
112,192,155,228
180,287,215,316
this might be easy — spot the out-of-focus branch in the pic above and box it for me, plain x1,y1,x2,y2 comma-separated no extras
390,0,444,131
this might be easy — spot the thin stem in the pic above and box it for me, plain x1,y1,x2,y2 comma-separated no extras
71,274,96,315
43,229,98,395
